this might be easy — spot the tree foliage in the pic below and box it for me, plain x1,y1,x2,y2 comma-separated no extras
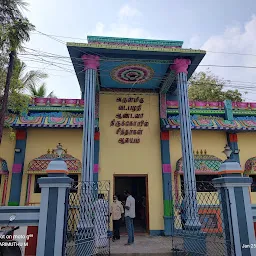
0,0,34,143
188,71,243,102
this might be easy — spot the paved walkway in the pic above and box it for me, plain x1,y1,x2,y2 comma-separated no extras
110,234,227,255
110,235,174,255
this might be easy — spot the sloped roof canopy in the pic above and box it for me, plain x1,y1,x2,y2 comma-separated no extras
176,154,222,174
27,153,81,174
245,157,256,175
0,158,8,174
67,36,206,93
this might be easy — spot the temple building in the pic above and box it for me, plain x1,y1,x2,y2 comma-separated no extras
1,36,256,237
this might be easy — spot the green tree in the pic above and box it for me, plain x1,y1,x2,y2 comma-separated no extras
188,71,243,102
28,83,56,98
0,0,34,143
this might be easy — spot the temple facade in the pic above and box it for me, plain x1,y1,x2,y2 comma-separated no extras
1,36,256,237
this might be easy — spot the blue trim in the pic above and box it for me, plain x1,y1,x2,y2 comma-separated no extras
161,140,170,164
44,188,58,256
164,216,174,236
149,230,164,236
8,174,23,204
9,132,27,205
163,173,170,200
94,139,99,165
234,187,250,251
160,132,173,235
93,173,98,183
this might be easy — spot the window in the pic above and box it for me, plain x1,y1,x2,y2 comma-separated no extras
180,175,218,193
34,174,79,193
250,175,256,192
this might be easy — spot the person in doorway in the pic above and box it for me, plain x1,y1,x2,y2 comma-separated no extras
110,195,124,242
124,190,135,245
179,196,187,230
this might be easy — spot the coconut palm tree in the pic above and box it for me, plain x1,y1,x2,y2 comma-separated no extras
0,0,34,144
12,60,55,98
27,83,56,98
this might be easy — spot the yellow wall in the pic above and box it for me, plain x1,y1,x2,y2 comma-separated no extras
20,128,83,205
99,92,163,231
170,130,227,175
170,130,227,206
237,133,256,170
0,129,15,205
238,133,256,204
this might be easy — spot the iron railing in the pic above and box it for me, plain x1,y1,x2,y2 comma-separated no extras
64,181,110,256
170,181,235,256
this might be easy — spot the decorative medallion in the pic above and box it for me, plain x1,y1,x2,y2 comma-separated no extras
110,64,154,84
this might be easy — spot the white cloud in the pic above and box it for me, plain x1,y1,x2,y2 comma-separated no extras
90,22,150,39
187,35,201,49
118,4,141,19
89,3,148,39
198,15,256,101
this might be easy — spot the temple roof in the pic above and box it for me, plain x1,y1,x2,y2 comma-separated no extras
5,98,256,130
161,100,256,132
67,36,206,93
162,115,256,131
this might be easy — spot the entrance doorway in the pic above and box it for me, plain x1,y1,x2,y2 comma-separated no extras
114,175,149,233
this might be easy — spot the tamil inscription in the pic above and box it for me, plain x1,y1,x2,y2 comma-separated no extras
110,96,149,144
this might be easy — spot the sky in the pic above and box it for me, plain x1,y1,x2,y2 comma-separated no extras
22,0,256,100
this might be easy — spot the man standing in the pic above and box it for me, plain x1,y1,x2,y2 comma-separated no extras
124,190,135,245
110,195,124,242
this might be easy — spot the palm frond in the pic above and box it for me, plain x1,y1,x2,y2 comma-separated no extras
47,91,57,98
37,83,46,97
21,70,48,88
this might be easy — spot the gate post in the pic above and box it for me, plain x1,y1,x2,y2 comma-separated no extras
36,155,72,256
213,157,255,256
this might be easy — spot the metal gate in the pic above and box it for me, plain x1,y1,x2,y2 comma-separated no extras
169,180,235,256
64,181,111,256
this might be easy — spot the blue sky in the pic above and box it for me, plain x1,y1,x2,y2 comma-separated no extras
23,0,256,100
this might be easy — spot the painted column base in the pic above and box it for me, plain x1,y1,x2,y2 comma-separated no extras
8,201,19,206
183,231,206,256
163,216,174,236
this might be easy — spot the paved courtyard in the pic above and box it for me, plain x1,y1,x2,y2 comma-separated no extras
110,234,228,255
110,235,174,255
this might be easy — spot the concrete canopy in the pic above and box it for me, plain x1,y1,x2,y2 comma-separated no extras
67,36,206,93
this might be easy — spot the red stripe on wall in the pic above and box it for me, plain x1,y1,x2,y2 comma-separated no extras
161,131,169,141
229,133,238,142
25,226,38,256
94,132,100,141
16,130,26,140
